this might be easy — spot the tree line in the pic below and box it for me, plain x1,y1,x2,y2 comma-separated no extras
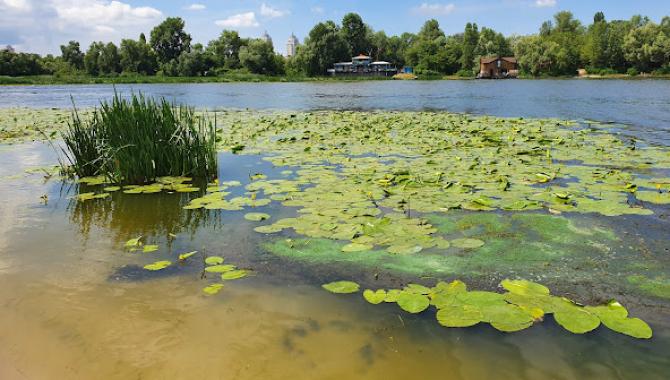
2,11,670,78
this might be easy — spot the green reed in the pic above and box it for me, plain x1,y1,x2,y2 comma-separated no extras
61,92,217,183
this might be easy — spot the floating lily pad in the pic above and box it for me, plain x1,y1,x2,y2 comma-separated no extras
554,306,601,334
221,269,248,280
436,305,482,327
384,289,401,302
322,281,360,294
203,283,224,295
501,279,550,296
396,291,430,313
103,186,121,192
178,251,197,260
451,238,485,249
205,256,224,265
142,245,159,253
143,261,171,271
124,236,142,248
245,212,271,221
254,225,284,234
599,317,652,339
363,289,387,304
205,264,236,273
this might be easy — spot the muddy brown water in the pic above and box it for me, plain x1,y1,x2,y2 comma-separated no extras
0,143,668,379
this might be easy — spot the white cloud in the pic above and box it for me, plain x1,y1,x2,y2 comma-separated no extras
215,12,259,28
534,0,556,7
413,3,456,16
0,1,163,54
0,0,32,12
260,3,288,18
310,6,324,14
184,3,205,11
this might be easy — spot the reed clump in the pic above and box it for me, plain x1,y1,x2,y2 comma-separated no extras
61,92,217,183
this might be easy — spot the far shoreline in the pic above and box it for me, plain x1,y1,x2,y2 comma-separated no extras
1,73,669,86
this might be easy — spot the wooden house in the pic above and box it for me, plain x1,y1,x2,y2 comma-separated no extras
478,56,519,79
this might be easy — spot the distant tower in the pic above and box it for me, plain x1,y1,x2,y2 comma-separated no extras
261,31,273,46
286,33,299,58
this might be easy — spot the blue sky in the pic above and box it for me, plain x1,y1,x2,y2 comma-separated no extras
1,0,669,55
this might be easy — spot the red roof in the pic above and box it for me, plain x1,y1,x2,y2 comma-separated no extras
480,56,517,64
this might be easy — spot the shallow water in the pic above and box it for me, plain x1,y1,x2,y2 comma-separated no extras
2,80,670,144
1,143,669,379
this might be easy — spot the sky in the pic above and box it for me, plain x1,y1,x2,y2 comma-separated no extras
1,0,669,56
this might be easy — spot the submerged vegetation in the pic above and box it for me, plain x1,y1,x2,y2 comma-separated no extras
60,93,217,183
322,279,653,339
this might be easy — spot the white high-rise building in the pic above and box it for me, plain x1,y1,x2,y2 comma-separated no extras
286,33,299,58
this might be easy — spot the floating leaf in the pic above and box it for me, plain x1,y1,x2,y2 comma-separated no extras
501,279,550,296
221,269,248,280
245,212,271,221
205,256,224,265
103,186,121,192
436,305,482,327
205,264,236,273
404,283,431,295
554,306,601,334
124,236,142,247
142,245,159,253
254,225,283,234
178,251,197,260
363,289,387,304
203,283,224,295
384,289,401,302
451,238,485,249
322,281,360,294
599,317,652,339
481,304,535,332
143,261,171,271
396,291,430,313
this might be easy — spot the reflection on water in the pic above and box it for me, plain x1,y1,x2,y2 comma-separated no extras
1,144,669,379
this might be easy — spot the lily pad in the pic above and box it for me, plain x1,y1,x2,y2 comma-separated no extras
178,251,197,260
322,281,360,294
451,238,485,249
205,264,236,273
363,289,387,304
245,212,271,221
553,306,601,334
143,261,171,271
501,279,550,296
599,317,652,339
124,236,142,248
203,283,224,295
221,269,249,280
205,256,224,265
396,291,430,313
436,305,482,327
142,245,159,253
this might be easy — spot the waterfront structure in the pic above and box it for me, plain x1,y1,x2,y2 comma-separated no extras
327,54,397,77
478,56,519,79
286,34,299,57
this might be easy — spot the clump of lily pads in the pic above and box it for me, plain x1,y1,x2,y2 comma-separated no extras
201,255,251,295
322,279,653,339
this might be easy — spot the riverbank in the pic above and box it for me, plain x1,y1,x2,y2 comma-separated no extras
3,73,669,85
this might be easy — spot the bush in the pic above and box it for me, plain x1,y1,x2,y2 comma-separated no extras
456,69,475,78
627,68,639,77
61,92,217,183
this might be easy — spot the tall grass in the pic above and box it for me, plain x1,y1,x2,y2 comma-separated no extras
61,92,217,183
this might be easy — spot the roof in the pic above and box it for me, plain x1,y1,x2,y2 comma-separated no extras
353,54,371,60
480,56,517,64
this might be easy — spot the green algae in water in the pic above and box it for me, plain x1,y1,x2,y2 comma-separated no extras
323,279,652,338
627,275,670,300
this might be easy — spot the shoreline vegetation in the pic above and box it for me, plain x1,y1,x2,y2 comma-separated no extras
2,11,670,84
2,72,669,86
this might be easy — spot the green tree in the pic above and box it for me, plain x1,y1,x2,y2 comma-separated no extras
0,47,45,76
583,12,609,69
176,43,213,76
120,33,158,74
624,21,667,72
60,41,84,70
461,23,479,72
406,19,449,74
514,35,559,76
84,42,120,75
341,13,371,56
207,30,243,71
150,17,192,66
239,39,281,75
295,21,349,76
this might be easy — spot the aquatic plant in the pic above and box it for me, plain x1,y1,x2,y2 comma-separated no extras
323,279,653,339
60,92,217,183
